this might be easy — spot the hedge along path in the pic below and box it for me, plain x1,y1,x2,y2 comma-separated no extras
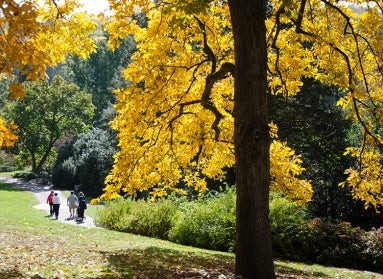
0,176,96,228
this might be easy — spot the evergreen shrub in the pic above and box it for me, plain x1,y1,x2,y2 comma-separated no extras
269,194,311,261
52,157,77,189
125,199,177,239
304,219,382,272
270,198,383,273
363,227,383,271
94,189,383,273
168,188,236,252
94,197,132,231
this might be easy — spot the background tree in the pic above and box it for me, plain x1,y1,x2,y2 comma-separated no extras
52,128,117,195
73,128,117,196
6,76,95,173
0,78,18,148
270,79,383,229
0,0,97,148
269,79,354,220
67,36,136,122
51,141,78,188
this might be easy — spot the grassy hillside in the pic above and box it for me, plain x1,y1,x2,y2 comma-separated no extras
0,182,381,279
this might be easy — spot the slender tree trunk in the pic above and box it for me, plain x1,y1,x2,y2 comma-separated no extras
228,1,275,278
35,141,56,173
30,150,37,173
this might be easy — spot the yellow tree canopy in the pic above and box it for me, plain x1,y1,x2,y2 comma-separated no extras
0,0,97,147
102,1,313,204
102,0,383,209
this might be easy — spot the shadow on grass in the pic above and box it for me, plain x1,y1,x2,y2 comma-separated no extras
0,183,22,192
0,245,356,279
274,262,328,278
98,247,329,279
99,246,236,279
0,269,32,279
0,179,52,193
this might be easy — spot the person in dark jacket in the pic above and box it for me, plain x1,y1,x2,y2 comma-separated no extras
76,192,87,221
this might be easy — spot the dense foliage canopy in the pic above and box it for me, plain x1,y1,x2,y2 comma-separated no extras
99,1,383,210
101,1,313,204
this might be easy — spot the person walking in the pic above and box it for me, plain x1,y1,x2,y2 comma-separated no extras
67,191,78,218
52,193,61,220
46,191,55,216
76,192,87,222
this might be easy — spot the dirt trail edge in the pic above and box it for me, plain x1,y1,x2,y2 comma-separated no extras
0,177,96,228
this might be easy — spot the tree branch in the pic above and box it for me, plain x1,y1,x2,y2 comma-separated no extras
167,18,235,142
291,0,383,164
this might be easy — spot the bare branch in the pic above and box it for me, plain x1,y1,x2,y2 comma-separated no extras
195,16,217,73
269,6,289,96
167,18,235,142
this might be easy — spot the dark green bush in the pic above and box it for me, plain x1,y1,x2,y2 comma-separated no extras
52,157,78,188
73,128,117,196
363,227,383,271
52,142,78,189
52,128,117,195
14,171,37,180
305,219,383,272
270,194,383,273
308,219,367,268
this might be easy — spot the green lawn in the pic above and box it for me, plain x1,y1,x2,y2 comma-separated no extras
0,182,381,279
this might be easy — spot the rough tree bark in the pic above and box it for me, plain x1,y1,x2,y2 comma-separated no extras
228,0,275,278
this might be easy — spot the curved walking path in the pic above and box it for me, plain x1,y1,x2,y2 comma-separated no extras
0,176,96,228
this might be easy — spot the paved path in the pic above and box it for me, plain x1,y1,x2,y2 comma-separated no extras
0,176,96,228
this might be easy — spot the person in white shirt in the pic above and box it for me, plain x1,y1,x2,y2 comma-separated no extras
67,191,78,218
52,193,61,220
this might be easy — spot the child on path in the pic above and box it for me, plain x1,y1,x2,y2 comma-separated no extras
52,193,61,220
46,191,55,216
67,191,78,218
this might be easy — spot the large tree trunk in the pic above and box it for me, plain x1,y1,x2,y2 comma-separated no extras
228,1,275,278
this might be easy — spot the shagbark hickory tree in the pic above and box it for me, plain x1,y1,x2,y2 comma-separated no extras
229,1,275,277
102,0,309,278
99,0,383,278
102,2,312,201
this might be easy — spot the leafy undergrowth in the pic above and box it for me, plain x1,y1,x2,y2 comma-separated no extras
0,182,382,279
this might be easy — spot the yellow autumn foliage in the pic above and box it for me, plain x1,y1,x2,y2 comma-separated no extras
340,146,383,210
0,119,17,148
102,1,313,203
102,0,383,209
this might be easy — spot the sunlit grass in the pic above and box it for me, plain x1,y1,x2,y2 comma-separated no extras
274,261,382,279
